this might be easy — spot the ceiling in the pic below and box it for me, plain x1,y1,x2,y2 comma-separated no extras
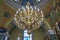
0,0,60,33
3,0,49,10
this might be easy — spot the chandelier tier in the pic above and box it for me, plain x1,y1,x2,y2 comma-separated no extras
14,2,44,34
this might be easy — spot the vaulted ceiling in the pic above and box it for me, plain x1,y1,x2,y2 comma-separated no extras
0,0,60,33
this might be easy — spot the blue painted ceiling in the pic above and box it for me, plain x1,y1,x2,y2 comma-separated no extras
3,0,48,10
21,0,33,6
13,0,42,6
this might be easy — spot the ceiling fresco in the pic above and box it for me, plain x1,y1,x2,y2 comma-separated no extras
3,0,49,10
0,0,54,28
0,0,59,34
0,0,60,40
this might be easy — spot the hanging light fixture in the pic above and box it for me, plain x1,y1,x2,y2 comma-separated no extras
14,2,44,34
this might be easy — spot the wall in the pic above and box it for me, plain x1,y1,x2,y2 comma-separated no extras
10,28,23,40
33,28,44,40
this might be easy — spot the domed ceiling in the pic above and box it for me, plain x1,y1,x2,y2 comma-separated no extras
3,0,49,10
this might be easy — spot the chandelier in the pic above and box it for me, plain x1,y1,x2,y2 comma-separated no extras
14,2,44,34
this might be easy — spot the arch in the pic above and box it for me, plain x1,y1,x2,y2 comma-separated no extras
5,17,52,40
3,0,49,10
9,28,23,40
5,17,52,34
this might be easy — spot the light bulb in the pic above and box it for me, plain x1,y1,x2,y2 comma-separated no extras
16,11,18,14
35,6,36,10
37,8,39,12
26,6,29,9
42,14,44,17
41,10,43,14
14,17,17,21
18,8,20,11
30,6,32,8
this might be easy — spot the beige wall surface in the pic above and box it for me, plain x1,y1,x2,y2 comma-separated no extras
10,28,23,40
33,28,44,40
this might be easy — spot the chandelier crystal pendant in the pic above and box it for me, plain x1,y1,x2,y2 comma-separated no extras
14,2,44,34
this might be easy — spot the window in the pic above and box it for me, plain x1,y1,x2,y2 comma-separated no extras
14,0,18,2
0,35,5,40
58,22,60,29
24,30,32,40
17,36,20,40
36,0,41,2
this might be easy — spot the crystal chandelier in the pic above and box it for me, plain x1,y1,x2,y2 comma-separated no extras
14,2,44,34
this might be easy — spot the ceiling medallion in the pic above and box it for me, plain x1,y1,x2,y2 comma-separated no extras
14,2,44,34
